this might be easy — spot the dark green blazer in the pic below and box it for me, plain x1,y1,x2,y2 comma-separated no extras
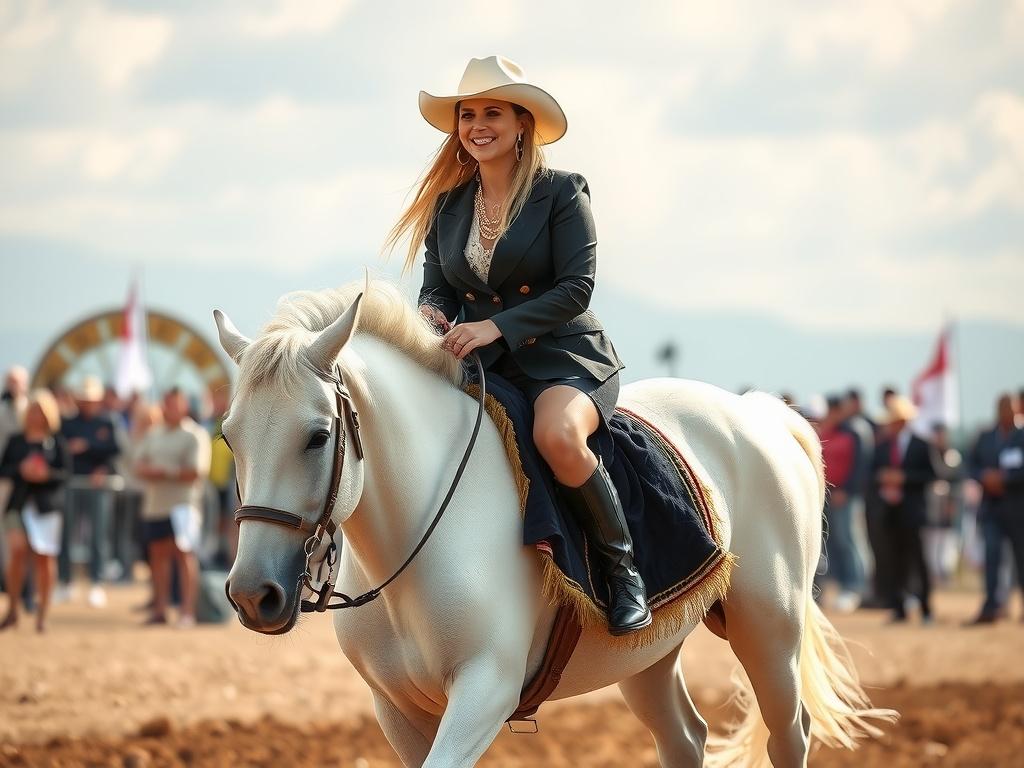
418,168,625,382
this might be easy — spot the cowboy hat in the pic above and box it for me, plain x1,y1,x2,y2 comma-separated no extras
881,395,918,425
418,55,567,145
73,375,105,403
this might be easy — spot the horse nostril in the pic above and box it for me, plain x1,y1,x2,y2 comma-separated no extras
255,581,287,623
227,578,289,626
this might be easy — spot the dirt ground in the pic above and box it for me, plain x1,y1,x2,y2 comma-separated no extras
1,585,1021,766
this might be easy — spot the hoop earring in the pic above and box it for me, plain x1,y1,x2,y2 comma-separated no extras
515,132,524,162
457,147,471,166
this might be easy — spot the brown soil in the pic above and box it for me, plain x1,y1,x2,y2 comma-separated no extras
0,586,1020,766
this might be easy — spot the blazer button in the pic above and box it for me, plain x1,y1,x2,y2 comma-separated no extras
491,295,501,305
519,284,531,295
465,291,476,301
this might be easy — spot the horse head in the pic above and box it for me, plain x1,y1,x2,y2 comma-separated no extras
214,280,368,634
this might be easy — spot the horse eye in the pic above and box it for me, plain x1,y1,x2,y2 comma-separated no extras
305,430,331,451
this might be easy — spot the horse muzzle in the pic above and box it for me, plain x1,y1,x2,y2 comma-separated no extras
225,574,300,635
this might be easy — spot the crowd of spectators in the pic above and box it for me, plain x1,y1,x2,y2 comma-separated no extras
0,366,232,632
1,360,1022,632
799,386,1024,626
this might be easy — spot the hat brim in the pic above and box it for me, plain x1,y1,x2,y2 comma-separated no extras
418,83,567,146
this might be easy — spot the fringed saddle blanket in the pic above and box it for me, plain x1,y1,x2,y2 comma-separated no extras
463,372,735,651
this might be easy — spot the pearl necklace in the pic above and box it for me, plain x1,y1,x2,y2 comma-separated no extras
474,181,502,241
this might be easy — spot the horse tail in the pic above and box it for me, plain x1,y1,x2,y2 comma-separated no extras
706,393,895,766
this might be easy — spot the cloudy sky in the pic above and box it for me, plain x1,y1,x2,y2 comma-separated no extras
2,0,1022,425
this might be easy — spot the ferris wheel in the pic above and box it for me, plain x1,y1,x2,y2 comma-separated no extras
31,308,232,404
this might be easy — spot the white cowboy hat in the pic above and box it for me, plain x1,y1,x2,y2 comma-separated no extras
881,395,919,425
418,55,567,145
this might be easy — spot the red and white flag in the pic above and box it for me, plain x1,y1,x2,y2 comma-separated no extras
114,279,153,398
911,324,958,436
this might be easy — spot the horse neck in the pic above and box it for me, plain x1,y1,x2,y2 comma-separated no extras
338,335,477,584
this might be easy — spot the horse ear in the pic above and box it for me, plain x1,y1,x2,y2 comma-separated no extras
213,309,251,365
306,286,367,374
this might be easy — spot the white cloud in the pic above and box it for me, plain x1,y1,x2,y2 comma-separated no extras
782,0,958,68
71,3,173,90
238,0,356,39
0,1,172,93
11,128,184,183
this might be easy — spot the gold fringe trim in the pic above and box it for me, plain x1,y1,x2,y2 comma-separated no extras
463,383,735,650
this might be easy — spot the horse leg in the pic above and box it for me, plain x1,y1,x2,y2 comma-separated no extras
371,690,437,768
722,591,811,768
421,659,521,768
618,643,708,767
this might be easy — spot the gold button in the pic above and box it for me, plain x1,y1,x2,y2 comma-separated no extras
491,295,501,304
519,285,530,295
524,337,536,345
465,291,475,301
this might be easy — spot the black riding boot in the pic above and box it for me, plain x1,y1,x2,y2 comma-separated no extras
558,456,652,635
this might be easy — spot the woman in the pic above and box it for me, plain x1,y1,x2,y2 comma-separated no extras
384,55,650,635
0,389,71,632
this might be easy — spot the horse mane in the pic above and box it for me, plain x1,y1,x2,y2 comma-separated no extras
236,279,466,396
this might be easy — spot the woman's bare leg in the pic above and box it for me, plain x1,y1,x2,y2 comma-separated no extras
149,537,174,621
32,553,56,633
532,385,600,486
2,530,28,628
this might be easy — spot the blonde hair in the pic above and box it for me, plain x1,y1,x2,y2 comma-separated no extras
26,388,61,435
382,102,547,276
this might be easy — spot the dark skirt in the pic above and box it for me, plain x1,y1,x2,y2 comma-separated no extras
486,352,620,455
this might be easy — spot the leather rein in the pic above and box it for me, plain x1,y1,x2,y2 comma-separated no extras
230,352,487,613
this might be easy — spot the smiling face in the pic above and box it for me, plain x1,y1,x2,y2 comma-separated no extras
457,97,527,165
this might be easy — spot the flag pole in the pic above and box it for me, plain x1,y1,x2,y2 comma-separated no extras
949,313,966,445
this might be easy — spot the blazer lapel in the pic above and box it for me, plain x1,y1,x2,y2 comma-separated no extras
437,172,553,294
486,180,551,289
437,175,491,295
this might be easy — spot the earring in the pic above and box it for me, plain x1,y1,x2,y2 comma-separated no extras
515,132,524,162
457,147,471,166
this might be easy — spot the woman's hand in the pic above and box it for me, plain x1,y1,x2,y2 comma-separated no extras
19,455,48,483
443,320,502,360
418,304,451,334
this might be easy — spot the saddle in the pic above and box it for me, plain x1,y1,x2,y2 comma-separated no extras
462,372,734,724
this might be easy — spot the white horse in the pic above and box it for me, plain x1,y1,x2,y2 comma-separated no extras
214,278,893,768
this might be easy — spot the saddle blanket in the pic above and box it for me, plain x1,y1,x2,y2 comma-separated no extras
464,372,734,645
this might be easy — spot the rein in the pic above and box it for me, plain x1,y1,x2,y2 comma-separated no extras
231,351,487,613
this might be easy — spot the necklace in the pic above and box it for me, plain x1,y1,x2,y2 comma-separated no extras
474,181,502,241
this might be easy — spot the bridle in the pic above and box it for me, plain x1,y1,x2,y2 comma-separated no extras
228,352,487,613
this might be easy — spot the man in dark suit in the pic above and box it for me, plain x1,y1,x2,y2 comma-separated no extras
965,394,1024,625
871,396,937,623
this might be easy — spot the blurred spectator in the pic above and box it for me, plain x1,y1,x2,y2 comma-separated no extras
817,396,863,611
846,387,876,435
0,366,29,455
842,389,875,604
965,394,1024,625
0,390,71,633
57,375,124,607
0,366,30,591
114,400,164,584
207,387,236,568
924,423,964,586
881,386,898,416
871,395,936,624
133,388,211,626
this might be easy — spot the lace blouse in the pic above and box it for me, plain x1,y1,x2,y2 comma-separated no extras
463,209,495,284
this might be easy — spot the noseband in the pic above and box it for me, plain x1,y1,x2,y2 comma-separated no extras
230,352,486,613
